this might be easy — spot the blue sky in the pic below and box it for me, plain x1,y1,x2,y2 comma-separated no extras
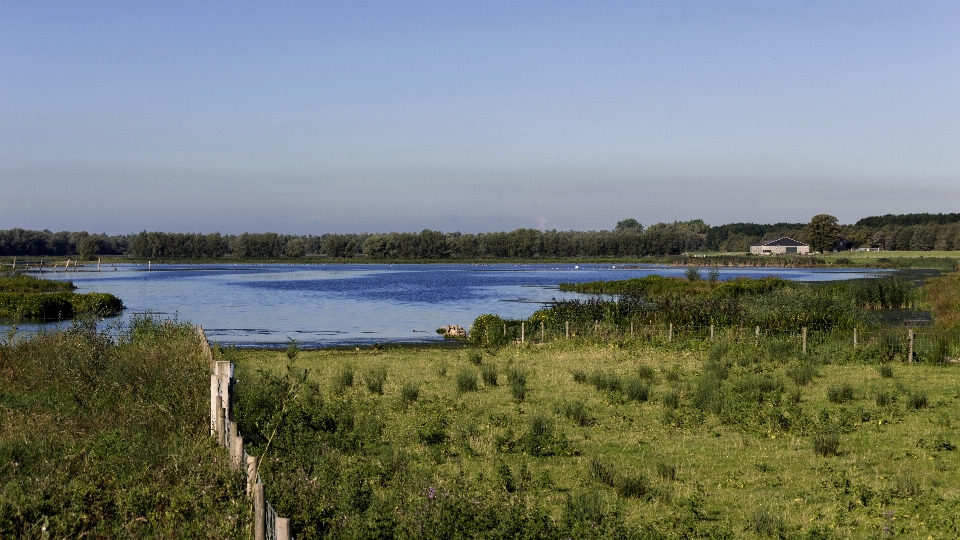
2,1,958,234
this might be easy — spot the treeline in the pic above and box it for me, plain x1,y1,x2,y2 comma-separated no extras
3,212,960,259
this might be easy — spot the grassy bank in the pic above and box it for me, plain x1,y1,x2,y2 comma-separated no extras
0,317,247,538
0,274,123,320
229,338,960,538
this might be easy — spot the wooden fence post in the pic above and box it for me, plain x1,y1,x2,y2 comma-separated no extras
802,327,807,355
710,324,714,341
594,320,599,334
908,329,914,363
254,483,266,540
232,433,244,470
630,321,634,339
246,455,258,496
276,517,292,540
755,326,760,346
541,321,545,342
521,322,525,343
214,396,224,445
668,323,673,342
565,321,569,339
503,323,506,341
853,327,858,348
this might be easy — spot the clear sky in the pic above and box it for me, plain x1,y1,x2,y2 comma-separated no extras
2,1,958,234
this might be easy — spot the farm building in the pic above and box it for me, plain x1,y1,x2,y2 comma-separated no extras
749,237,810,255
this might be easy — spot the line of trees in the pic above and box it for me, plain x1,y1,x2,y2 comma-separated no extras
3,213,960,259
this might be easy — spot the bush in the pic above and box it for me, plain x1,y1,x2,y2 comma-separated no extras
456,369,478,393
515,412,569,456
750,507,786,537
827,383,855,404
332,366,355,394
572,370,587,383
662,390,680,410
481,363,497,387
508,368,527,402
656,462,676,482
562,400,594,426
587,370,621,393
623,376,650,402
786,362,818,386
615,473,651,499
813,431,840,457
875,391,891,407
364,366,387,395
907,391,929,410
467,349,483,365
400,382,420,408
878,364,894,378
636,365,657,381
589,458,617,487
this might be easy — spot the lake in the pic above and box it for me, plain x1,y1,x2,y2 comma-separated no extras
9,263,886,347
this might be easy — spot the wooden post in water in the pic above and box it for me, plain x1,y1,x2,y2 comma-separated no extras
908,329,914,363
668,323,673,342
97,258,101,272
521,322,525,343
276,517,292,540
565,321,570,339
246,455,258,496
802,327,807,355
253,483,266,540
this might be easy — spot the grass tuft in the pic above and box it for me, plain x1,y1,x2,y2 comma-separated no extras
455,369,479,393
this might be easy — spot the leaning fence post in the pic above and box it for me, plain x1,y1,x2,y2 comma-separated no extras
908,329,914,363
802,327,807,355
246,455,258,496
276,517,292,540
254,483,266,540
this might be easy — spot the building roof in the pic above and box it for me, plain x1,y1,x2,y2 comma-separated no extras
752,237,808,247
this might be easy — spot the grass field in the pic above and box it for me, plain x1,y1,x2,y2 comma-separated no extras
230,339,960,538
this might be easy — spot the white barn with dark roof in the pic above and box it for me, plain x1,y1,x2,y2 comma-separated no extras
749,237,810,255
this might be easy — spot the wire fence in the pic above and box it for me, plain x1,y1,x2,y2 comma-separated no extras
485,320,960,363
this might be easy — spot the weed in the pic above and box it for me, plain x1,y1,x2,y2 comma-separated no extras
481,363,497,386
827,383,855,404
813,431,840,457
332,366,355,394
400,382,419,407
875,390,891,407
562,400,594,427
572,369,587,383
587,370,621,393
787,362,818,386
749,507,785,537
508,367,527,402
364,365,387,395
590,457,617,487
878,364,894,378
907,391,929,410
656,462,677,481
456,369,479,393
467,349,483,365
615,473,651,498
662,390,680,410
636,365,657,381
623,376,650,402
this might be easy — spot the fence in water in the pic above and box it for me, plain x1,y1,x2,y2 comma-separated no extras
200,325,292,540
490,319,960,363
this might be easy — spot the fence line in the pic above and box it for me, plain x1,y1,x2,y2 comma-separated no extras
488,319,960,363
199,325,292,540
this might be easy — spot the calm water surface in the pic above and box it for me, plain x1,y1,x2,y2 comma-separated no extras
11,263,886,347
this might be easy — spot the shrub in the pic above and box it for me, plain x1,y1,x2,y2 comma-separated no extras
662,390,680,410
332,366,355,394
827,383,855,404
572,370,587,383
615,473,651,499
562,400,594,427
417,413,447,446
750,507,786,537
786,362,818,386
364,366,387,395
467,349,483,365
813,431,840,457
508,368,527,402
623,376,650,402
400,382,420,408
656,462,676,482
516,412,569,456
636,365,657,381
875,390,891,407
481,363,497,386
456,369,478,393
907,391,929,410
587,370,621,393
589,458,617,487
878,364,894,378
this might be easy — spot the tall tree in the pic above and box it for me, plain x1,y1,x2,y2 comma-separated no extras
803,214,841,253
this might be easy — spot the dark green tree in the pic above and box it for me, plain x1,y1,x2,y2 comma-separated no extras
615,219,642,233
78,236,100,260
803,214,841,253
